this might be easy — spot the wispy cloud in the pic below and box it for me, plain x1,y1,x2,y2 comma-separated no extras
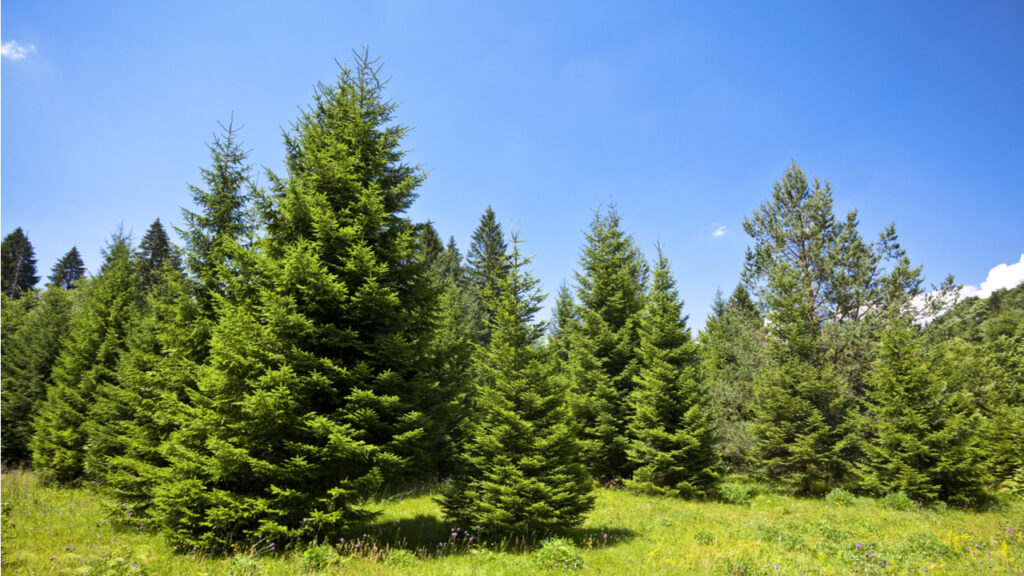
2,40,36,61
712,224,727,238
961,253,1024,299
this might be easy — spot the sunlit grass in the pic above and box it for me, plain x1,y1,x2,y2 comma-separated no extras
3,469,1022,575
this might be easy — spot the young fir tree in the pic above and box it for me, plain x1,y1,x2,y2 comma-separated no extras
2,227,39,298
466,206,508,343
700,284,765,471
153,52,437,549
1,286,75,464
567,207,647,480
626,247,720,497
30,234,140,482
49,247,87,290
440,234,593,535
857,315,990,506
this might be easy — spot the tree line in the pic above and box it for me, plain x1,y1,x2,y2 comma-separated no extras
2,52,1021,551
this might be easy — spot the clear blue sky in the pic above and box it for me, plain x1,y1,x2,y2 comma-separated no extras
4,1,1023,326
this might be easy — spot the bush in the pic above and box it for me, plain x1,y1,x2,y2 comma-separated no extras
825,488,855,506
719,482,752,505
533,537,584,571
387,549,417,565
882,491,916,511
300,545,336,573
225,555,264,576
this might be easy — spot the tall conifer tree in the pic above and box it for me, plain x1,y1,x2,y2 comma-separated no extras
440,234,593,534
466,206,508,343
49,247,87,290
626,247,720,497
566,207,647,480
2,227,39,298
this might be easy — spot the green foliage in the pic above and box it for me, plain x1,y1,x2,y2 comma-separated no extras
857,318,990,506
76,552,148,575
881,491,916,511
2,227,39,298
1,285,75,464
718,482,752,506
626,246,720,498
30,234,140,482
224,555,265,576
300,544,338,572
440,235,594,534
136,219,179,290
49,246,87,290
533,537,584,570
566,207,647,481
466,206,508,343
825,488,855,506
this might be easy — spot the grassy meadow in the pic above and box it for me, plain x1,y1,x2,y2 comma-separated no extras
2,469,1021,575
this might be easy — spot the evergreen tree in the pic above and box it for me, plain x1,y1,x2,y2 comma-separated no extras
136,219,180,290
566,207,647,480
466,206,508,343
2,227,39,298
626,247,720,497
700,284,765,471
858,316,990,505
440,234,593,534
49,247,87,289
30,234,140,482
153,52,437,549
1,286,75,464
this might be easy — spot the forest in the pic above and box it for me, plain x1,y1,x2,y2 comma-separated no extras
1,53,1022,567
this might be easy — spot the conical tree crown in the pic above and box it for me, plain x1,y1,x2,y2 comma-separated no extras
49,247,87,290
2,227,39,298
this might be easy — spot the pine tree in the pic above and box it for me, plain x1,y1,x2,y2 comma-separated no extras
566,207,647,480
30,234,140,482
2,227,39,298
626,247,720,497
701,284,765,471
136,219,180,290
49,247,87,289
1,286,75,464
466,206,508,343
858,316,990,505
440,234,593,535
153,52,437,549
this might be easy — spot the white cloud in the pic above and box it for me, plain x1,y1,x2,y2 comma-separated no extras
960,253,1024,299
712,224,727,238
2,40,36,61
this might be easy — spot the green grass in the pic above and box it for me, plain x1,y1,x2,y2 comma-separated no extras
2,469,1022,575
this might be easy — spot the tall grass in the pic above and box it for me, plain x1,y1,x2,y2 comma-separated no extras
3,469,1021,575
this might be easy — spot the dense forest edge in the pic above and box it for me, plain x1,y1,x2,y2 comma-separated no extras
1,51,1022,571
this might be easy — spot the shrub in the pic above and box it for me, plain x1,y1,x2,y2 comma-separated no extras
719,482,751,505
533,537,584,570
225,554,264,576
825,488,855,506
387,549,417,565
300,545,336,573
882,491,916,511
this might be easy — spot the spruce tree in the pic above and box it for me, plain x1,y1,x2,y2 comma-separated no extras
626,247,720,497
30,234,139,482
466,206,508,343
440,234,593,534
1,286,75,464
701,284,765,471
136,219,180,290
49,247,87,289
153,52,437,549
2,227,39,298
858,316,990,505
566,207,647,480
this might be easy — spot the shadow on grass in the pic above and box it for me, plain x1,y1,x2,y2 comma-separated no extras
344,513,636,557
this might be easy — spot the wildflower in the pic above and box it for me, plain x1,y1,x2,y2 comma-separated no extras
50,556,56,561
126,511,133,517
269,542,275,551
856,543,863,550
65,547,73,552
340,537,345,543
1008,528,1017,536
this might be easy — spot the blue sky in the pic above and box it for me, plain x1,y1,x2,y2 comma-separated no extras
3,1,1023,326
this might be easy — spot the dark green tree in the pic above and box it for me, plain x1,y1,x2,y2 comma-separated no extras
700,284,765,471
29,234,139,482
1,286,75,464
440,234,593,534
858,316,990,506
466,206,508,343
626,247,720,497
2,227,39,298
153,52,438,549
136,219,180,290
566,207,647,480
49,247,87,290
